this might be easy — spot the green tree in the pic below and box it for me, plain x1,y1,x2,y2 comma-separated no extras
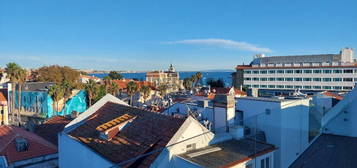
108,82,119,96
126,81,138,106
195,72,203,86
35,65,80,83
108,71,123,80
157,84,168,97
140,85,151,103
61,80,74,112
103,76,112,94
94,85,106,103
85,79,98,106
16,68,27,123
48,84,64,115
5,62,21,121
183,77,193,90
207,78,225,88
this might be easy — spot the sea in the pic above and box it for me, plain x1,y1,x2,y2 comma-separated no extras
90,71,234,87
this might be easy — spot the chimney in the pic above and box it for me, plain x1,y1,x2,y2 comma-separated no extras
212,94,235,133
96,114,136,141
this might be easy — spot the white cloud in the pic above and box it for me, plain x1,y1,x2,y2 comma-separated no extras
165,38,272,53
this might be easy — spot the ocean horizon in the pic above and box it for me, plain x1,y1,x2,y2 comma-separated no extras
90,71,233,87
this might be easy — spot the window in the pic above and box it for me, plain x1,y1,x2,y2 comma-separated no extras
313,78,321,82
268,70,275,74
244,70,252,74
260,78,267,81
277,78,284,81
333,78,342,82
268,85,275,88
333,69,342,73
277,85,284,88
277,70,284,74
303,78,312,81
323,70,332,73
304,70,312,73
245,77,251,81
244,85,251,88
295,70,302,74
268,78,275,81
260,85,267,88
285,78,293,81
313,70,322,73
253,85,259,88
323,78,331,82
323,86,332,90
334,86,342,90
344,69,353,73
285,85,293,89
313,86,321,89
260,70,267,74
253,78,259,81
304,86,311,89
261,157,270,168
294,85,302,89
186,143,196,151
343,78,353,82
286,70,293,74
261,159,265,168
295,78,302,81
343,86,353,90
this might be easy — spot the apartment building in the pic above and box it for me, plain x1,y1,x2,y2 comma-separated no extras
146,64,183,93
232,48,356,95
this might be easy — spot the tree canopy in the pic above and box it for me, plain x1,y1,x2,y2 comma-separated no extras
108,71,123,80
35,65,80,84
207,78,225,88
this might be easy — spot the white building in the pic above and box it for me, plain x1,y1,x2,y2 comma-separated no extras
233,48,356,95
236,96,311,168
59,94,276,168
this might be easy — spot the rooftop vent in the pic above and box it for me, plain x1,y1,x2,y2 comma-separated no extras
15,137,29,152
96,114,136,141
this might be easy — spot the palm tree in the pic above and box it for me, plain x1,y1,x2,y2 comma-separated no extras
48,84,64,115
5,63,21,122
157,84,168,98
183,77,193,91
195,72,203,87
61,80,74,112
16,68,27,123
103,76,111,94
85,79,98,106
140,85,151,103
126,81,138,106
109,82,119,96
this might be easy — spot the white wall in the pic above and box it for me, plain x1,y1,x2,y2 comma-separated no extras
323,86,357,137
152,117,214,168
236,98,310,168
59,133,113,168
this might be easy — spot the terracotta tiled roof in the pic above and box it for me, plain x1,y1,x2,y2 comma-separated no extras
211,87,231,95
113,79,153,90
234,89,247,96
68,102,185,167
35,116,73,146
322,91,344,100
0,125,57,164
0,90,7,102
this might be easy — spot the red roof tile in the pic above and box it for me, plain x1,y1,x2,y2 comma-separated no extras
0,125,57,163
322,92,344,100
68,102,185,167
35,116,73,146
113,80,153,90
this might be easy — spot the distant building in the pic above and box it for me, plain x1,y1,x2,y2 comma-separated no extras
10,82,87,119
232,48,357,95
78,74,101,83
0,125,58,168
146,64,183,93
0,89,8,125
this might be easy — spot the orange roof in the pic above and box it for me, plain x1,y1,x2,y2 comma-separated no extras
0,125,57,163
0,91,6,102
34,116,73,146
112,79,153,90
322,92,344,100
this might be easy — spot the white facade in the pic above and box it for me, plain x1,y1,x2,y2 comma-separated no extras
236,97,310,168
243,66,357,91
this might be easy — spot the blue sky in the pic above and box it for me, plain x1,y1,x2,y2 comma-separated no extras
0,0,356,71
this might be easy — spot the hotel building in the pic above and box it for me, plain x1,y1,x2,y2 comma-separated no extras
232,48,356,95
